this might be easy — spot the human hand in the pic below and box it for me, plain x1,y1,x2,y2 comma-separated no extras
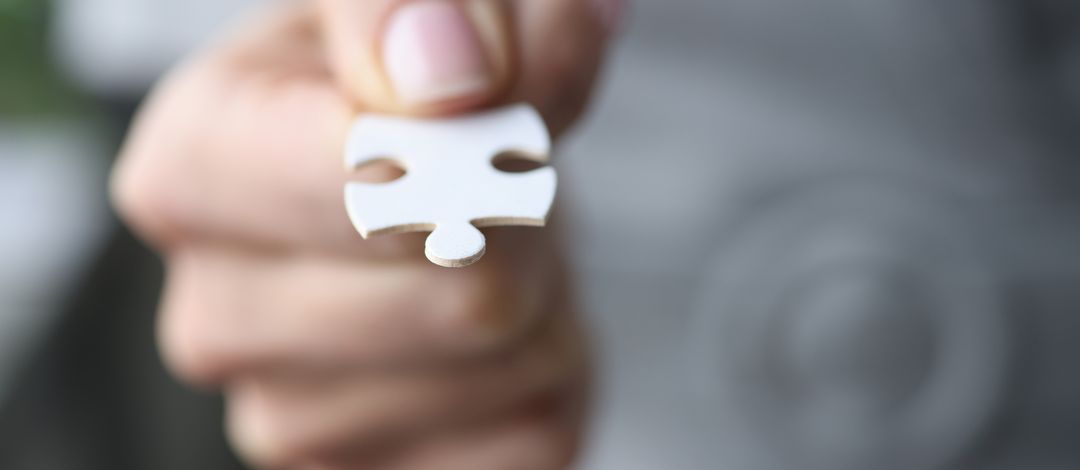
111,0,620,469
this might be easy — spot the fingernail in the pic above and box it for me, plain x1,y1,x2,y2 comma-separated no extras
383,0,493,106
591,0,627,33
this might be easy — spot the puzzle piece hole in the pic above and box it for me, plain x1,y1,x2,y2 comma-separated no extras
350,158,407,183
491,151,546,173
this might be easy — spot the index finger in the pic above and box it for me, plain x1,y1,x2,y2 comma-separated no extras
112,4,429,259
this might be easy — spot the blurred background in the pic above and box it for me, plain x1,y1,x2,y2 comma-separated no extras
2,0,1080,469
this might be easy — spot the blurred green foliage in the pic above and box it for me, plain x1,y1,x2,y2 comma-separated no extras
0,0,83,117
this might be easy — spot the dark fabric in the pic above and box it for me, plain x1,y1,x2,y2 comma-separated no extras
0,89,245,470
0,225,246,470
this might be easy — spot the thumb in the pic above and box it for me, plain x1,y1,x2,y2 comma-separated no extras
317,0,515,115
318,0,626,129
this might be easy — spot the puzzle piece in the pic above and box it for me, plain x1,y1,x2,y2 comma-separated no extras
343,104,556,268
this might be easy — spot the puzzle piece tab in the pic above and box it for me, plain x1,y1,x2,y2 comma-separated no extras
344,104,556,268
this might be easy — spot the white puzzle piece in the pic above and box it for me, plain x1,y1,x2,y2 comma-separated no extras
343,104,556,268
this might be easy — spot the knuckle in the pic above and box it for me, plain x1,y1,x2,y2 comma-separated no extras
520,401,584,470
158,282,237,386
226,388,368,470
430,271,528,354
227,401,306,469
110,147,185,247
492,412,580,470
110,63,222,247
159,309,222,387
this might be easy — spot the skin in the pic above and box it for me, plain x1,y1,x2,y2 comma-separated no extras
111,1,613,469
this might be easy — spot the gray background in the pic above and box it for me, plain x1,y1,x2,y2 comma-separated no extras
563,1,1080,469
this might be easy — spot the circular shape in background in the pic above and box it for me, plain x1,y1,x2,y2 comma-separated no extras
690,176,1010,470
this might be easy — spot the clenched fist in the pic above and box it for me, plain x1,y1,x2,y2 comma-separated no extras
111,1,620,469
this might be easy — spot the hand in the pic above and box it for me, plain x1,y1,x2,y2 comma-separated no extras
111,0,619,469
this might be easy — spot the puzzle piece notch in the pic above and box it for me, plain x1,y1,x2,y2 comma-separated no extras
345,104,551,172
343,104,556,268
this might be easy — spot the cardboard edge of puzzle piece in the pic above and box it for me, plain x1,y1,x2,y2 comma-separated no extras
425,222,487,268
343,104,556,268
